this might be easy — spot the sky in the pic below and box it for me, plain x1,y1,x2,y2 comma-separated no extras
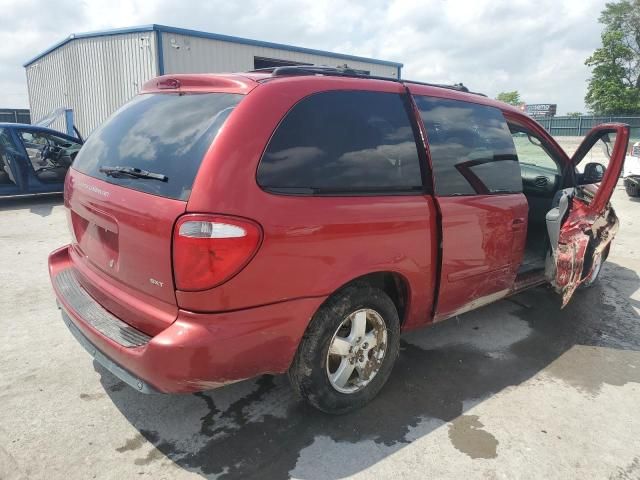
0,0,608,114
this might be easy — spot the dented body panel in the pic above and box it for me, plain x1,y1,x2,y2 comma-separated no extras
554,200,619,306
550,123,629,305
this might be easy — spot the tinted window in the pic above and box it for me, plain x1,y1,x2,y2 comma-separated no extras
257,91,422,194
415,96,522,195
73,93,243,200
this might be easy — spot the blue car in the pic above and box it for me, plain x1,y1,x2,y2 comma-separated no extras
0,123,83,197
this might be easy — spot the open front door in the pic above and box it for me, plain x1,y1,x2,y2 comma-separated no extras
547,123,630,306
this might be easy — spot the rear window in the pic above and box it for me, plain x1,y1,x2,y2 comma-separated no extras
257,90,423,194
73,92,243,200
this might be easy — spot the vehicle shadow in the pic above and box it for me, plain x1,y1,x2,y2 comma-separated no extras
0,194,63,217
99,260,640,480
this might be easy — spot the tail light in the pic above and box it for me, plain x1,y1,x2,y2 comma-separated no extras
157,78,181,89
173,214,262,291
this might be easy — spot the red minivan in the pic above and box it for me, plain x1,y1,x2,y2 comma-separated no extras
49,67,629,413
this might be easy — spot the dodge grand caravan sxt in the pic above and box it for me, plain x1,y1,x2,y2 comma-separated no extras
49,66,629,413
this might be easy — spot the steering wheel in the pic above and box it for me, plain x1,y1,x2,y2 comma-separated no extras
40,143,52,162
43,142,66,165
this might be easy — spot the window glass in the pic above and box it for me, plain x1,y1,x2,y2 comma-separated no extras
415,96,522,195
581,132,616,170
510,127,560,174
257,90,423,194
0,128,18,185
18,130,83,183
73,92,243,200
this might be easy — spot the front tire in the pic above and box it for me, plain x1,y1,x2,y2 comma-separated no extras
288,283,400,414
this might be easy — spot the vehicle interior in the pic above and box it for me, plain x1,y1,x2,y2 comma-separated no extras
510,124,565,275
18,130,81,183
0,128,18,186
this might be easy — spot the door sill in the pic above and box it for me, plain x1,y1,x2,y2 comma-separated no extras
513,269,547,292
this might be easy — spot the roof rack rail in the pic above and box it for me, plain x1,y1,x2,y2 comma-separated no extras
248,65,486,97
247,65,358,75
272,65,364,76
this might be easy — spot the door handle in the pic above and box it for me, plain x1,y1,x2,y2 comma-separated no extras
512,218,525,230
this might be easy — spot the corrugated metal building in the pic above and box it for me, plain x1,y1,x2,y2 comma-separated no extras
23,25,403,136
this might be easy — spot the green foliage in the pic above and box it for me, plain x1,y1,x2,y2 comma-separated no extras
496,91,522,106
566,112,583,117
585,0,640,114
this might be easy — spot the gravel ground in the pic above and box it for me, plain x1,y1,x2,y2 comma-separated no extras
1,183,639,480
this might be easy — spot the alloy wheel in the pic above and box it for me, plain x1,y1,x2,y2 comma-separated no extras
326,308,388,394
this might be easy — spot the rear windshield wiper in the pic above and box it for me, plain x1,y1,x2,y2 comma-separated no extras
99,166,168,182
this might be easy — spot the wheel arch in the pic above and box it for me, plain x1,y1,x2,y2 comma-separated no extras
324,271,411,328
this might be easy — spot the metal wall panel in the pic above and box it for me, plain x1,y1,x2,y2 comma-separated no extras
26,28,399,137
161,32,398,78
25,32,158,136
25,45,68,133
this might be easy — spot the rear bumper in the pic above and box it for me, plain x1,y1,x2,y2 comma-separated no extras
49,245,325,393
59,307,160,393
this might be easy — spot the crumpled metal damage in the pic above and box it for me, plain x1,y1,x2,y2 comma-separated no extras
551,195,619,307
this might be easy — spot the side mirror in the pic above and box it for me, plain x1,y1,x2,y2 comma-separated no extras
581,162,606,184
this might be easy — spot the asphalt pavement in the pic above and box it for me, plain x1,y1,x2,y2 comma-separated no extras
1,184,639,480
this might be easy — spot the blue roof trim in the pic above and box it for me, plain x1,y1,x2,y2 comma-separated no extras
153,25,403,69
23,24,403,71
23,25,156,67
0,122,81,141
23,37,72,67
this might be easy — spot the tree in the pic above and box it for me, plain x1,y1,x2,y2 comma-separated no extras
496,91,522,106
585,0,640,114
566,112,583,117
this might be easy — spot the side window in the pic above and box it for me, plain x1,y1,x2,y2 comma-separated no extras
257,91,423,194
509,125,561,174
18,130,82,171
18,130,82,183
415,96,522,195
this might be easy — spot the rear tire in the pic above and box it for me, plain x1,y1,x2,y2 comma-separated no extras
288,283,400,414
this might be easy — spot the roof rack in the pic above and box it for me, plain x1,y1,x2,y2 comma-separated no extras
248,65,486,97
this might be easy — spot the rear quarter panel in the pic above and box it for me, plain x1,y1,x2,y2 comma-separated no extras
184,77,438,329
